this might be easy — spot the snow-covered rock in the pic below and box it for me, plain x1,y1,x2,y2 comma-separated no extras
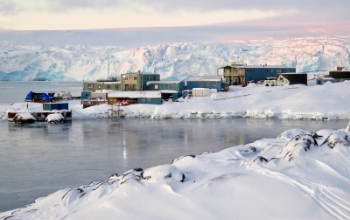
1,127,350,219
46,113,64,123
13,112,36,123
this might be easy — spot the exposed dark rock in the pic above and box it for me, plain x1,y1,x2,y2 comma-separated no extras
279,133,321,160
180,174,185,183
140,171,151,180
164,173,172,179
133,168,143,172
241,146,257,153
321,131,350,149
253,156,268,163
109,173,119,179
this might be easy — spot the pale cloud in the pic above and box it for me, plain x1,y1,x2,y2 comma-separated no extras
0,0,348,30
0,0,16,15
0,4,293,30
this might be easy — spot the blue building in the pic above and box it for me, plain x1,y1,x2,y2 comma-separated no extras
187,76,229,92
108,91,162,105
146,81,185,99
217,62,296,85
316,77,335,85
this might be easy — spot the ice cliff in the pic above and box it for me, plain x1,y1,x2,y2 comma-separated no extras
0,36,349,81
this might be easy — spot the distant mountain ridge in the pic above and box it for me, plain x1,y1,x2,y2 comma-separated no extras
0,36,349,81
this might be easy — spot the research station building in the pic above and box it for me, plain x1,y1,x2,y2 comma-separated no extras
187,76,229,92
217,62,296,85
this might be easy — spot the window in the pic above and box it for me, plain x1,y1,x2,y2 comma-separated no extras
98,85,101,89
207,83,210,87
107,85,110,89
166,84,168,88
142,97,145,102
271,69,273,73
200,83,203,87
213,83,217,86
155,85,158,89
125,77,128,80
88,84,93,89
147,98,151,102
277,69,282,73
134,77,137,80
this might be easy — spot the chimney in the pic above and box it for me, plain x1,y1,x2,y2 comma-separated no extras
138,70,140,74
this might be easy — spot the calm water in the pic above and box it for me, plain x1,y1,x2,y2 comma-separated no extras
0,118,348,212
0,81,82,103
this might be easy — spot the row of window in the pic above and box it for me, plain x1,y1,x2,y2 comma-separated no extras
199,83,217,87
141,98,152,102
245,69,291,73
125,77,137,80
88,84,119,89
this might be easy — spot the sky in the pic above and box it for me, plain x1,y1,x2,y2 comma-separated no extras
0,0,350,46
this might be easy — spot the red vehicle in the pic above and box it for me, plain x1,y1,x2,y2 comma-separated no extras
242,80,255,87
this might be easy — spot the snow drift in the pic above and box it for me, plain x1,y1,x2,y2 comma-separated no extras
1,126,350,219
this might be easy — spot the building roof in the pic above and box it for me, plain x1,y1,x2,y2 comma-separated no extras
277,73,304,75
219,65,295,69
187,76,222,82
124,72,160,75
160,90,180,93
97,82,121,84
108,91,161,98
146,81,182,85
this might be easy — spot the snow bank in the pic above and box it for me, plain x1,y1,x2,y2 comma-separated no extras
118,81,350,119
1,126,350,219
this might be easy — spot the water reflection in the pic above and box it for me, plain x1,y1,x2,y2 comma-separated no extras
0,118,349,212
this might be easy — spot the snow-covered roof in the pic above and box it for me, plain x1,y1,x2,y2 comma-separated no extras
94,90,118,93
277,72,302,75
108,91,161,98
219,65,294,69
146,81,182,85
187,76,222,82
160,90,180,93
322,77,335,80
97,82,121,84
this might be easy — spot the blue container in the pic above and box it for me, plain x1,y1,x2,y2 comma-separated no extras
43,103,60,110
59,103,69,110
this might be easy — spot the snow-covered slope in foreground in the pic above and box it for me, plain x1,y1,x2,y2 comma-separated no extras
1,127,350,219
0,36,350,81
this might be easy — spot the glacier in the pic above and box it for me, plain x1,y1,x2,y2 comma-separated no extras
0,36,349,81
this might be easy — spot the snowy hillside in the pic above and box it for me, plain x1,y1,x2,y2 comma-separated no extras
1,126,350,219
0,36,349,81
